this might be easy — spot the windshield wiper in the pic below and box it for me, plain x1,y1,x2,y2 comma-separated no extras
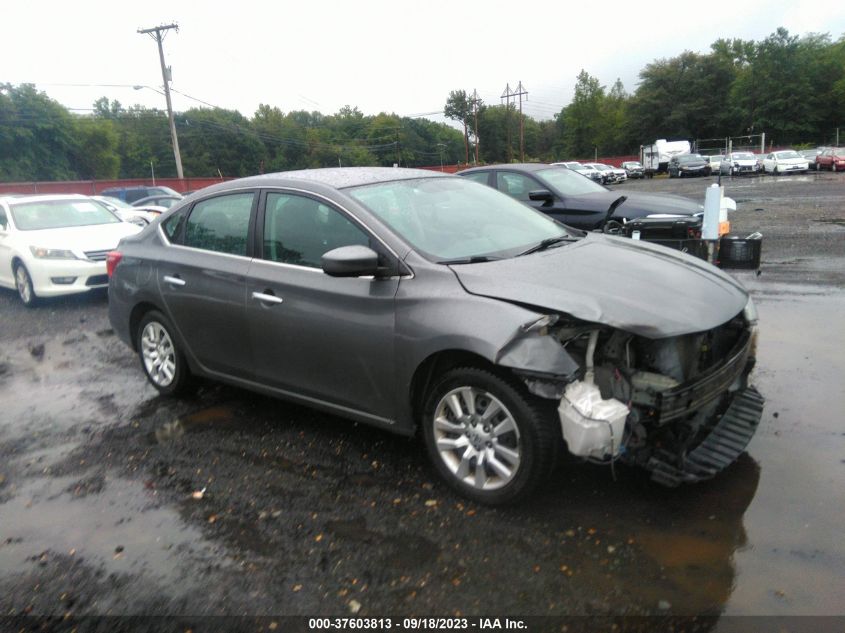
517,235,574,256
439,255,503,265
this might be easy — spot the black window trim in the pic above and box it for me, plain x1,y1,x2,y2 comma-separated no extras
160,188,259,259
254,186,409,277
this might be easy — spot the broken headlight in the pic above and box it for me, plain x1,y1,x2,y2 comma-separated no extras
743,296,758,326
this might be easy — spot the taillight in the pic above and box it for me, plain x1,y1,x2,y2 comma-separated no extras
106,251,123,278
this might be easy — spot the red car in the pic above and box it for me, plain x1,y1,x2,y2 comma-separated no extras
815,147,845,172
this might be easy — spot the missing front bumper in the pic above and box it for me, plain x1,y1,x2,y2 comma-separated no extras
645,386,764,487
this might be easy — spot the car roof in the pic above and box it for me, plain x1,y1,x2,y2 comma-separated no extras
198,167,451,196
460,163,558,175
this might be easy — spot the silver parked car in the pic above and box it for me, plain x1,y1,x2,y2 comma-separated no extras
108,168,763,504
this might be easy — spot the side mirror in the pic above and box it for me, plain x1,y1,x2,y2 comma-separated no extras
321,245,380,278
528,189,554,203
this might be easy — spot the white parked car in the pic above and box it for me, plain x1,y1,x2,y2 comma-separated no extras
609,165,628,183
720,152,762,176
567,163,604,183
706,155,725,173
584,163,617,184
92,195,165,225
762,150,810,175
0,195,141,306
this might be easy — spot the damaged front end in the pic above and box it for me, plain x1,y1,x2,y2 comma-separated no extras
499,302,763,487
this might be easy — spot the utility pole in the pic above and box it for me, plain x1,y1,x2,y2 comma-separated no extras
513,81,528,162
470,89,481,164
436,143,446,171
501,83,513,162
138,23,184,180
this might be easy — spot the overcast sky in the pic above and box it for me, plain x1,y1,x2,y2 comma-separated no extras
5,0,844,125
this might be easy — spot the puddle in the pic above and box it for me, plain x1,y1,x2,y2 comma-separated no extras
150,405,241,445
0,473,231,608
0,334,154,441
325,516,439,578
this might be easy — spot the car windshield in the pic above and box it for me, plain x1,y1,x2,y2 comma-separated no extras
592,164,611,171
569,164,587,171
733,152,755,160
776,151,800,159
535,167,607,195
347,177,569,261
625,162,642,168
678,154,703,163
10,199,121,230
711,156,724,161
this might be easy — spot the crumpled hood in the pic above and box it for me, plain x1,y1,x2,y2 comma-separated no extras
570,191,702,220
451,234,748,338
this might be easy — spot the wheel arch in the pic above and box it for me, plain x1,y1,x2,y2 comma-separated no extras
408,349,498,433
128,301,163,351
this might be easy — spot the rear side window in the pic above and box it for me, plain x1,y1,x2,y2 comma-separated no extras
184,193,254,256
461,172,490,186
162,210,186,242
263,193,369,268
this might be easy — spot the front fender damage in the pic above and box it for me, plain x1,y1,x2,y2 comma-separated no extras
493,310,764,487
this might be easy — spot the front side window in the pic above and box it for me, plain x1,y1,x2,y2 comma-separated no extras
184,192,254,256
263,193,370,268
495,172,540,202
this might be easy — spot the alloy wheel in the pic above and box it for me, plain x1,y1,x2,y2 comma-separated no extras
15,266,33,305
141,321,177,387
432,386,522,491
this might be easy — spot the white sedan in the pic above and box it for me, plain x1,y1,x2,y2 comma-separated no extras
0,195,141,306
92,196,167,225
762,150,810,175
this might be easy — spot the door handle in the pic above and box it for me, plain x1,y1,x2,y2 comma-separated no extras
252,291,283,305
163,275,186,287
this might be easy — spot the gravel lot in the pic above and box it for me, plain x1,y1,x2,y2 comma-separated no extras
0,171,843,625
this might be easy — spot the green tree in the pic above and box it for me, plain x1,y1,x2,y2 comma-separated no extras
0,84,77,180
72,117,120,179
178,108,265,177
561,70,606,158
444,90,471,163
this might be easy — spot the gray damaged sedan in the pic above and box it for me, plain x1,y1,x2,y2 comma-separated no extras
108,168,763,504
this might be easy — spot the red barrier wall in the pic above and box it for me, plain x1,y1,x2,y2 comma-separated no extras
0,177,230,196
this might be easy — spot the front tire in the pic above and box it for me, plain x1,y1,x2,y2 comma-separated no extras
136,310,192,396
422,367,558,505
14,263,37,307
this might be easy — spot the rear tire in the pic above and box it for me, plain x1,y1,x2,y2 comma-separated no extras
136,310,193,396
14,263,37,307
422,367,558,505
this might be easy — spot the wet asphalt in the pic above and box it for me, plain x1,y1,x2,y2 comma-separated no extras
0,171,843,624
